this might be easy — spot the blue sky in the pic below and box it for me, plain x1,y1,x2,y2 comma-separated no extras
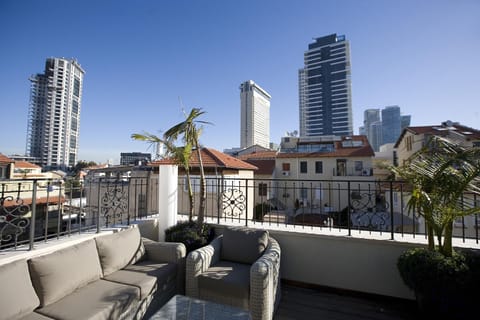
1,0,479,164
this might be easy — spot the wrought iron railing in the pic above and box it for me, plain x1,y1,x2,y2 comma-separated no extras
0,176,155,251
2,175,479,251
177,177,480,243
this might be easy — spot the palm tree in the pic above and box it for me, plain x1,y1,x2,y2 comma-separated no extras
391,136,480,256
132,107,212,224
131,132,196,221
163,108,211,224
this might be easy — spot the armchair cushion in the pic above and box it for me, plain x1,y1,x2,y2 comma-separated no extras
198,261,250,310
221,227,269,264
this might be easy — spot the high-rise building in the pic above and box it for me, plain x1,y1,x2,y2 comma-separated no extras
299,34,353,137
363,109,381,151
26,58,85,169
361,105,411,151
381,106,401,145
240,80,271,149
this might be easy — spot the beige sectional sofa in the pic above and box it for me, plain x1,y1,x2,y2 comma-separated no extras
0,226,186,320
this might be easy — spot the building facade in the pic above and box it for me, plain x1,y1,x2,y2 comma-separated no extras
120,152,152,166
299,34,353,137
26,58,85,169
240,80,271,149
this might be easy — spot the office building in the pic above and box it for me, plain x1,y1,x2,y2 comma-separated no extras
381,106,402,145
299,34,353,137
26,58,85,169
240,80,271,149
361,105,411,151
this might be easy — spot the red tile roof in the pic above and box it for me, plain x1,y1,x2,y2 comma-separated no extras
237,151,278,161
2,196,65,208
0,153,14,164
14,161,41,169
151,148,258,170
277,135,374,158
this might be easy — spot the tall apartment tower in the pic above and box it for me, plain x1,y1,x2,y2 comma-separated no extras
240,80,271,149
299,34,353,137
26,58,85,169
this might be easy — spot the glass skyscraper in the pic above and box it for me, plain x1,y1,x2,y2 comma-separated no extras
26,58,84,169
381,106,401,145
299,34,353,137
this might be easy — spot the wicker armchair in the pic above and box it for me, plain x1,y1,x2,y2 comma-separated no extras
186,226,281,320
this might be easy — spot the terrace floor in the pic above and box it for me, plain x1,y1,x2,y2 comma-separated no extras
274,283,421,320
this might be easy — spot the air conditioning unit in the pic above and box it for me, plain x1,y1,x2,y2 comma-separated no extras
282,171,290,176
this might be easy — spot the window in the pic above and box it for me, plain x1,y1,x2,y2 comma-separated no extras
282,163,290,171
73,77,80,97
300,161,307,173
355,161,363,171
300,188,308,199
258,183,267,197
315,161,323,174
406,136,413,151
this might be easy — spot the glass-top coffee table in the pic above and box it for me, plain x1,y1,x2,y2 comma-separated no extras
148,294,252,320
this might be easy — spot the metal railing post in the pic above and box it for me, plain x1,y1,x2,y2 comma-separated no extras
29,180,37,250
389,181,394,240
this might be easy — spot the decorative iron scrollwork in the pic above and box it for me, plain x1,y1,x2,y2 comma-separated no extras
0,196,31,243
222,188,246,217
350,190,390,231
101,182,128,225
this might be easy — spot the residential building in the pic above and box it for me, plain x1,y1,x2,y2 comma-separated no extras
275,135,374,211
394,120,480,167
26,58,85,170
152,148,258,220
240,80,271,149
299,34,353,137
120,152,152,166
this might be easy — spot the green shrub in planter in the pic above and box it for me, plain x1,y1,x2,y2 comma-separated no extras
165,221,213,253
397,247,479,318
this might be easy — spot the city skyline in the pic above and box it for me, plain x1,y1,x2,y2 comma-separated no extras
1,0,479,164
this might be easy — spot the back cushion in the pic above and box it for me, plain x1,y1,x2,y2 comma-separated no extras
0,259,40,319
28,239,103,307
95,226,145,276
221,227,269,264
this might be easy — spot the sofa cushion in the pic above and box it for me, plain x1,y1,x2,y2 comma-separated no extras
35,279,140,320
18,312,55,320
0,259,40,320
198,260,250,309
221,227,269,264
105,261,176,300
28,239,103,307
95,227,145,276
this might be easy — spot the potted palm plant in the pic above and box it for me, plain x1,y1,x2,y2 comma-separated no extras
391,136,480,317
132,107,213,252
